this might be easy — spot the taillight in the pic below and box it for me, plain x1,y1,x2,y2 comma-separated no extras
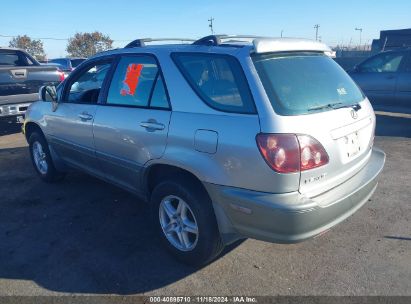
57,69,65,82
256,134,300,173
297,135,329,171
256,134,329,173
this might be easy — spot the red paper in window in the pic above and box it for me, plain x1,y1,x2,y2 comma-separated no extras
120,63,143,96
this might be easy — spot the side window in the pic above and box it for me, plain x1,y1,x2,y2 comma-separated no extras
107,56,169,108
65,62,111,104
150,75,169,108
172,53,255,114
359,52,405,73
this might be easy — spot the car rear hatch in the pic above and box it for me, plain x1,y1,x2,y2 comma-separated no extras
277,105,374,198
252,50,375,198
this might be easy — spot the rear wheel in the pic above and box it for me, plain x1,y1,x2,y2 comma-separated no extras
29,132,65,182
151,178,224,266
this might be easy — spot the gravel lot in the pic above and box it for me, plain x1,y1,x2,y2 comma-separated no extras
0,113,410,296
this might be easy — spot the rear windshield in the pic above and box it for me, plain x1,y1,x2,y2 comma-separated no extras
252,52,365,115
0,53,20,66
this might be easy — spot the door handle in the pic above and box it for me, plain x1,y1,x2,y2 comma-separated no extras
386,75,396,79
140,120,165,131
78,112,93,120
11,69,27,78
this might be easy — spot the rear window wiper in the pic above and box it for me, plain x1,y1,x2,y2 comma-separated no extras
333,103,362,111
308,102,361,112
308,102,343,112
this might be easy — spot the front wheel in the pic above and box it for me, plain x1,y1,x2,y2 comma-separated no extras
29,132,65,182
151,179,224,266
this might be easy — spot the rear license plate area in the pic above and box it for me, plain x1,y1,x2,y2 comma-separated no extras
345,132,361,158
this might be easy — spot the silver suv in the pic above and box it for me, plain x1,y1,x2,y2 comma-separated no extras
23,35,386,265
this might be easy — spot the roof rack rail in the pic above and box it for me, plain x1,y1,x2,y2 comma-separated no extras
192,35,261,46
124,38,195,48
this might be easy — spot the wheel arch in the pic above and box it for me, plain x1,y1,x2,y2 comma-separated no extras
144,163,208,200
24,121,67,172
24,121,45,142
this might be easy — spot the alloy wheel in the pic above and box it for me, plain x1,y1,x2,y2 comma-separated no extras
159,195,199,251
32,141,48,174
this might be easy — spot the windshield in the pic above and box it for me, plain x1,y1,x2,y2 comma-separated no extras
252,52,365,115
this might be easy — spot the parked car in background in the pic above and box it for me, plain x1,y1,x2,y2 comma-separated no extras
41,62,70,79
24,35,385,266
0,47,63,122
50,57,86,74
40,62,65,69
349,49,411,114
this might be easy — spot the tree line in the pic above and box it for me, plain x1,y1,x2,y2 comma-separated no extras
8,31,113,61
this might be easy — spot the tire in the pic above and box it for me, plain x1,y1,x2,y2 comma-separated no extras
151,178,224,266
28,132,65,183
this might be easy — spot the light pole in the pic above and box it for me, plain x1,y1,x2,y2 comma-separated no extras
355,27,363,47
314,24,320,41
208,17,214,34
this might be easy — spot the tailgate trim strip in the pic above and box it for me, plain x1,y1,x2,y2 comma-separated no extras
330,116,372,139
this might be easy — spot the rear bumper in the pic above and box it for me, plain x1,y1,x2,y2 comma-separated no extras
205,147,385,244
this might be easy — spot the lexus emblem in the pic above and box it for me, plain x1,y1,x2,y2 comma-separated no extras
350,109,358,119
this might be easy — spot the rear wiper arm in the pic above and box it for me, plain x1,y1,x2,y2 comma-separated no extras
333,103,362,111
308,102,361,112
308,102,343,112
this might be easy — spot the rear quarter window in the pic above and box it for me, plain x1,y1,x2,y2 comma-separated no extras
172,53,256,114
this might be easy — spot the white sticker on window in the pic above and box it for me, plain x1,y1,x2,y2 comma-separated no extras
337,88,347,95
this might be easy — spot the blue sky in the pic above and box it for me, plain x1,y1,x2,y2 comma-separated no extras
1,0,410,58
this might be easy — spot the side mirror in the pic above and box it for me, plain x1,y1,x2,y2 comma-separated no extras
39,85,59,111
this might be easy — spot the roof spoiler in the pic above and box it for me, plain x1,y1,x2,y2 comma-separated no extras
192,35,332,54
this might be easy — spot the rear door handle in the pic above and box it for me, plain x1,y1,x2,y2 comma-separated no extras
78,112,93,120
140,120,165,131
